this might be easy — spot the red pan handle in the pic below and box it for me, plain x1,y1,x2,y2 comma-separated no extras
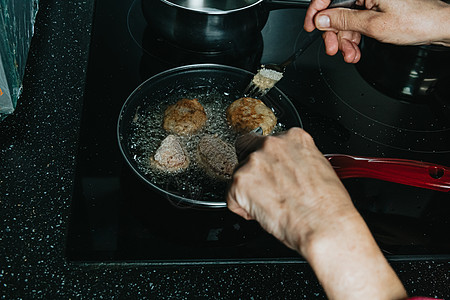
324,154,450,192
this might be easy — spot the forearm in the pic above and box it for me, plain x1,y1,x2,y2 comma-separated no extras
300,210,407,300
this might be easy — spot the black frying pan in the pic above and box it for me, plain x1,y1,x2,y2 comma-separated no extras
117,64,303,208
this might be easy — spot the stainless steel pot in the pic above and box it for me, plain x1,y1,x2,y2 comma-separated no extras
141,0,312,52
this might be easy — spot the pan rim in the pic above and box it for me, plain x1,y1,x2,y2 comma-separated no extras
117,63,302,208
157,0,263,15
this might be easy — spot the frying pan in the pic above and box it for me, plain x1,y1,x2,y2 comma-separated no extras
118,64,450,209
117,64,302,208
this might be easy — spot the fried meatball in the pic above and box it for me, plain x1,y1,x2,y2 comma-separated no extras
226,97,277,135
163,98,207,135
150,135,189,173
197,134,238,181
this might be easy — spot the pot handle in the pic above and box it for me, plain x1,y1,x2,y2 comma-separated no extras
325,154,450,192
264,0,356,10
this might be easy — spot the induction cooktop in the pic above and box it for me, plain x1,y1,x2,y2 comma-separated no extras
66,0,450,263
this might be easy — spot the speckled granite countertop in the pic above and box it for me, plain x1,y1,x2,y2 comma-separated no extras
0,0,449,298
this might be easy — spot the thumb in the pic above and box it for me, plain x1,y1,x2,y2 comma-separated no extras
314,8,377,34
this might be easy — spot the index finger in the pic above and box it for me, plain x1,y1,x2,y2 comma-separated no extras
304,0,332,31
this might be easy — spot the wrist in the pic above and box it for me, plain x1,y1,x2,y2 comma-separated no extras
291,189,360,257
298,208,364,260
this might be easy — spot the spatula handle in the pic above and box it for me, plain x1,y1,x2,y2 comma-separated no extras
325,154,450,192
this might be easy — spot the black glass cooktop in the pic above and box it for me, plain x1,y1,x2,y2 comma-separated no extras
66,0,450,263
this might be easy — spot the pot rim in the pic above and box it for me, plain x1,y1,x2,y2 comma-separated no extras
158,0,263,14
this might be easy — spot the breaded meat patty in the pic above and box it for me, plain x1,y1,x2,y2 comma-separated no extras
197,134,238,181
150,135,189,172
163,98,207,135
226,97,276,135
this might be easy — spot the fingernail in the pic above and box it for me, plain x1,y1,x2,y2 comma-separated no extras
317,15,330,28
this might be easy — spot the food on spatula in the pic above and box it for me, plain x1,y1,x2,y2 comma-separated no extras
197,134,238,180
226,97,276,135
150,135,189,172
163,98,207,135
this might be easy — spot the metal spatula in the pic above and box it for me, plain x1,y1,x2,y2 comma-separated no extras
245,0,357,98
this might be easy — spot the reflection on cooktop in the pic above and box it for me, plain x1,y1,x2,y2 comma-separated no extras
356,37,450,105
119,166,263,247
291,35,450,153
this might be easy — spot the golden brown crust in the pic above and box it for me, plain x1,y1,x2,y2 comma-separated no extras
163,98,207,135
226,97,277,135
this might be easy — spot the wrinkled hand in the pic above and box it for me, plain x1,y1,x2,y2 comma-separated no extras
227,128,408,299
304,0,450,63
227,128,356,253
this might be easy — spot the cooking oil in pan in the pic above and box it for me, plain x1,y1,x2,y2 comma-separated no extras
128,87,285,203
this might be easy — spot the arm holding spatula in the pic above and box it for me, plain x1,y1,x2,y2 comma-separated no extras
227,128,408,300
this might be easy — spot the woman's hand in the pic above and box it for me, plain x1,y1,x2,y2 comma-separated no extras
227,128,407,299
304,0,450,63
227,128,356,253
